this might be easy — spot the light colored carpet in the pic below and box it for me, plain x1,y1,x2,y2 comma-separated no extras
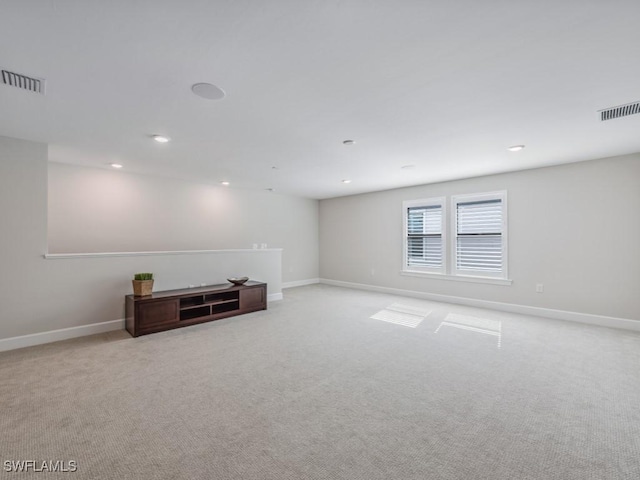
1,284,639,479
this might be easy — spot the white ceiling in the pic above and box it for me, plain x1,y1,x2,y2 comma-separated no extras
1,0,639,199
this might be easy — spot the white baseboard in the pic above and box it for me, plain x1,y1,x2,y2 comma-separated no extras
2,293,284,353
268,292,283,302
0,319,125,353
282,278,320,289
319,278,640,332
4,280,634,353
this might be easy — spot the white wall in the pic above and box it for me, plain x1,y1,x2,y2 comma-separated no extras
0,136,293,344
48,162,319,284
319,155,640,322
0,136,49,340
3,133,638,346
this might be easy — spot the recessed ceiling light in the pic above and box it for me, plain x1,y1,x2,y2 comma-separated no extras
192,83,226,100
342,179,352,184
507,144,525,152
152,135,170,143
271,166,279,170
266,188,275,192
110,163,123,169
401,164,415,169
343,140,356,145
220,181,230,186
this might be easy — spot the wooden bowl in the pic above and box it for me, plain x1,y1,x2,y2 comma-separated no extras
227,277,249,285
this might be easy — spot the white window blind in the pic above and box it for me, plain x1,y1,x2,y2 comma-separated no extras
402,192,507,282
455,198,503,273
407,205,442,268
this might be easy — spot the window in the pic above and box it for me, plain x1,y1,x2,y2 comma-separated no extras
403,198,445,273
402,191,508,283
452,191,507,279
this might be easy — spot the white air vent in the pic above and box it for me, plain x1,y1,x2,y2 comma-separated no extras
599,101,640,121
1,68,46,94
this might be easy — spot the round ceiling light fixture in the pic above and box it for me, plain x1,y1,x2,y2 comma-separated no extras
110,163,123,169
507,144,525,152
342,139,356,145
341,179,352,184
220,181,230,186
152,135,170,143
192,83,226,100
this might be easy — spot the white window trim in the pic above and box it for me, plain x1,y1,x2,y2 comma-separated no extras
399,270,512,286
451,190,508,280
402,197,446,275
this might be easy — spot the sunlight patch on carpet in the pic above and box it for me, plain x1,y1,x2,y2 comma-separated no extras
435,313,502,347
370,303,431,328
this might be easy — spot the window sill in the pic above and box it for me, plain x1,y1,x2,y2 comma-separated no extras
401,270,512,286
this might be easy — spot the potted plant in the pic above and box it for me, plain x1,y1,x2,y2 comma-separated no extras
132,273,154,296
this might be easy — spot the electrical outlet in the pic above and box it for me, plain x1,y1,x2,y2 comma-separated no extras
536,283,544,293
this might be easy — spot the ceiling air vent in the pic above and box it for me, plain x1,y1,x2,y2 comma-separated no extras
599,101,640,121
1,68,46,94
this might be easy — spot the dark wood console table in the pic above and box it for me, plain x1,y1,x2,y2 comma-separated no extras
125,281,267,337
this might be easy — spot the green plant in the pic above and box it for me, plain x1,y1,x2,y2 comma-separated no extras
134,273,154,281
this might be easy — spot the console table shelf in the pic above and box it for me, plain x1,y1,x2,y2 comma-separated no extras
125,281,266,337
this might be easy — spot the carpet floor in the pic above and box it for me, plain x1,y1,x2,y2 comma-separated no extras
1,284,639,479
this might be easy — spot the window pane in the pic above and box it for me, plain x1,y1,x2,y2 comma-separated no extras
457,199,502,234
408,206,441,235
407,204,442,269
408,236,442,267
455,198,503,273
456,235,502,271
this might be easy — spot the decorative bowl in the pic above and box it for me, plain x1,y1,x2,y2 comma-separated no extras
227,276,249,286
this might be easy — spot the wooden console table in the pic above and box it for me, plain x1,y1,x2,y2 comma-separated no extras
125,281,267,337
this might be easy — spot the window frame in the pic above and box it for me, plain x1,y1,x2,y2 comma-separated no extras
402,197,446,275
451,190,508,280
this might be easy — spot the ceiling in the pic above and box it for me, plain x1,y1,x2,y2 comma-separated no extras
1,1,639,199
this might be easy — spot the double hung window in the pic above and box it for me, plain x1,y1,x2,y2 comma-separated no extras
403,191,508,282
452,192,507,278
404,198,445,273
